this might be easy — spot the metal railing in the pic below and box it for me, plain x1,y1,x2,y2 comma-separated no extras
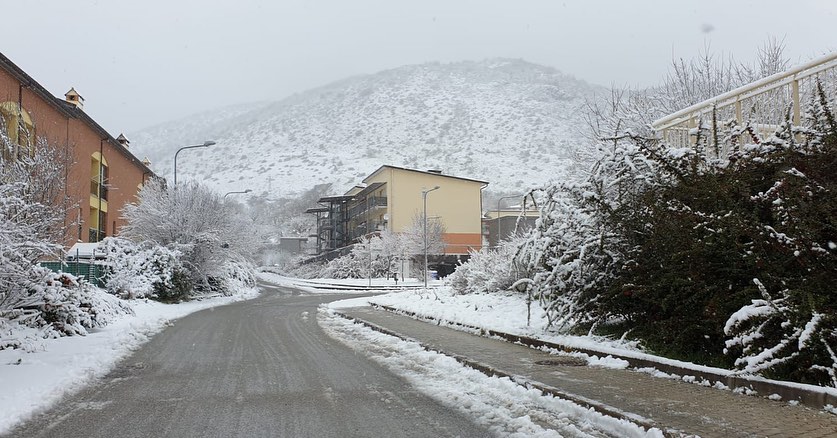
90,176,108,200
88,228,106,243
652,52,837,155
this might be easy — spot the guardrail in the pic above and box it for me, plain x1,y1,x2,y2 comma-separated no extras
652,52,837,155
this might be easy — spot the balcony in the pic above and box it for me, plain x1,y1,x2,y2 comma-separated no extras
348,196,388,219
90,177,108,201
88,228,106,243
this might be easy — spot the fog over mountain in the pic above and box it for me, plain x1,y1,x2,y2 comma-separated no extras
130,59,604,198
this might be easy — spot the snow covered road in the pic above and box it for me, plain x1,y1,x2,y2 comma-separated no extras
7,286,487,437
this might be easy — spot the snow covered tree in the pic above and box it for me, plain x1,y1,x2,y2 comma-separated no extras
120,179,256,296
399,213,446,277
449,236,525,295
514,135,660,332
1,124,130,349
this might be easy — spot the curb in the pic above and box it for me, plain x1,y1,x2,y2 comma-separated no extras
331,309,682,437
370,304,837,411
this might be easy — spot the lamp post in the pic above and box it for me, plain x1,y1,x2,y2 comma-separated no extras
496,194,525,247
422,186,440,290
223,189,252,199
173,140,216,186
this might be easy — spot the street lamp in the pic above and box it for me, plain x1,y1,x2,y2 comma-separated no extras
173,140,216,186
223,189,252,199
422,186,440,290
496,194,526,247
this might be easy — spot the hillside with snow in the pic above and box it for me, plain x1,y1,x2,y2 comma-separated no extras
130,59,604,198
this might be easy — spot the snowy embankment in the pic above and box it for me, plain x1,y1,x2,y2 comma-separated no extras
315,281,837,411
0,287,258,435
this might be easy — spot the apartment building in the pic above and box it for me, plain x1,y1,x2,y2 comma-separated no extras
308,165,488,273
0,51,154,246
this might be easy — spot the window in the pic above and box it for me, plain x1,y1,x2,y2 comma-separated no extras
88,207,107,242
0,101,35,160
90,153,109,201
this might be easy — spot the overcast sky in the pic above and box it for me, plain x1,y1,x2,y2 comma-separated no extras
4,1,835,134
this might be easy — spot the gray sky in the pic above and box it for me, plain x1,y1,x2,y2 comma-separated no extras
5,1,835,134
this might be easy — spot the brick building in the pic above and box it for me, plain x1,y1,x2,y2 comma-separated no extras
0,51,154,247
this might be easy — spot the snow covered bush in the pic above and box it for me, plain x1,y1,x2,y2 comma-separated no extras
518,78,837,385
120,179,257,296
603,83,837,382
319,237,391,279
724,280,837,387
514,136,660,332
1,267,132,351
277,256,326,279
100,237,190,301
449,237,524,295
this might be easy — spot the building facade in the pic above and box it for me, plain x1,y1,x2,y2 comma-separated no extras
482,209,539,249
308,165,488,272
0,52,154,247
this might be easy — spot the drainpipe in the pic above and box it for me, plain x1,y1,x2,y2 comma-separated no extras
17,83,26,149
98,138,105,242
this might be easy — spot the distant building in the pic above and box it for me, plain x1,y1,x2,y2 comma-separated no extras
0,51,154,247
483,208,539,249
279,237,308,254
307,165,488,275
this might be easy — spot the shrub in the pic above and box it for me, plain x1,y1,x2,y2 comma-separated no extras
1,267,132,350
450,237,525,295
101,237,191,301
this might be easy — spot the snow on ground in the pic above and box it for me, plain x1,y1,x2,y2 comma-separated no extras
318,305,663,437
316,280,837,405
257,271,433,293
0,287,258,435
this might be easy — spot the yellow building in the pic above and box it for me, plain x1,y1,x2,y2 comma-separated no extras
308,165,488,272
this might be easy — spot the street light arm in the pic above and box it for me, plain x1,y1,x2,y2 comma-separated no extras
223,189,252,199
173,141,216,186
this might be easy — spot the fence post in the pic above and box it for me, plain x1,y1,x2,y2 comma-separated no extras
792,78,801,126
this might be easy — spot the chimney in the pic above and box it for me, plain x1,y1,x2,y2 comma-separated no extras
116,133,130,148
64,87,84,110
142,157,152,167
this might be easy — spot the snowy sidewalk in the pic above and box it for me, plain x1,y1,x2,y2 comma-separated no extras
337,306,837,438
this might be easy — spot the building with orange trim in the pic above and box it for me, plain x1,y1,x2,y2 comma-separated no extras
307,165,487,275
0,51,154,247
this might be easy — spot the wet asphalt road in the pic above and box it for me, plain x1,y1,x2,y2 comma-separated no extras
8,284,489,438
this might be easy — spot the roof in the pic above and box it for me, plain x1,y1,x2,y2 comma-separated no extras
363,165,489,186
0,51,154,177
353,181,385,197
317,195,354,203
66,242,105,259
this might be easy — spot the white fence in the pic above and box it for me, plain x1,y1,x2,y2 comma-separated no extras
652,52,837,154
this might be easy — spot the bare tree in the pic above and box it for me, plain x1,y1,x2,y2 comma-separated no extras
581,39,791,153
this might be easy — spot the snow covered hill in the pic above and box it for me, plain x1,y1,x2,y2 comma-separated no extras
130,59,604,198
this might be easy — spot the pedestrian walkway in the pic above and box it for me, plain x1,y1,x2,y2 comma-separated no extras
338,306,837,438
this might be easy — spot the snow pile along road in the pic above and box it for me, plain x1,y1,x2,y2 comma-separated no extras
318,305,663,438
